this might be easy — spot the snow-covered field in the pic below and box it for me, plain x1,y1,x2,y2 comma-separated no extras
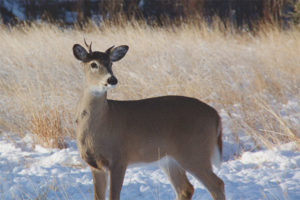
1,110,299,200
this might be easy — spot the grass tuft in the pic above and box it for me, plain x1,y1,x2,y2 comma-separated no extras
30,106,72,149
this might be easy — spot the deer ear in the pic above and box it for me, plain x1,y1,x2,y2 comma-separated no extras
73,44,88,61
105,45,115,55
107,45,129,62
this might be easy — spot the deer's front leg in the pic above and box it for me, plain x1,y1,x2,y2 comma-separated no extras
91,168,107,200
108,163,127,200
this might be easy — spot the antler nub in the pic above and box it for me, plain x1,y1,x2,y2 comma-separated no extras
84,38,92,53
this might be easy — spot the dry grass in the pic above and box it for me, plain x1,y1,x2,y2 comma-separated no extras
0,21,299,149
30,106,72,149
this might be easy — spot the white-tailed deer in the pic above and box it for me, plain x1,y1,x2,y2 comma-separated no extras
73,40,225,200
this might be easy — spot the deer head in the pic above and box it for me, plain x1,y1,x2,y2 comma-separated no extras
73,40,129,95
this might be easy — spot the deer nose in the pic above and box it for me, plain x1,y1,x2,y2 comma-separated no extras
107,76,118,85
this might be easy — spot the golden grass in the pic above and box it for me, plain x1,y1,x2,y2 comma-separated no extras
0,21,299,149
30,106,72,149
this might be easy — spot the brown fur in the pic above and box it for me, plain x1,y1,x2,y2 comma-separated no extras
73,42,225,200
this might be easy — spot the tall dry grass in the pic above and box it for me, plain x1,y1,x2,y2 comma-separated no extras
0,21,299,149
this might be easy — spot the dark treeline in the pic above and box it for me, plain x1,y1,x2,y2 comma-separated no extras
0,0,298,28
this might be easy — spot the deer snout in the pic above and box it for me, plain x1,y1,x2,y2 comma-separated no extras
107,76,118,85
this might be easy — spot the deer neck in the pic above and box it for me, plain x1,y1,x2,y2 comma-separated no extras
76,87,109,153
81,87,109,116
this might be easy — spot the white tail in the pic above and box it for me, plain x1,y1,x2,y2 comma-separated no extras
73,41,225,200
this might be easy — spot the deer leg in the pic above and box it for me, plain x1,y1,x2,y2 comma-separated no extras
91,168,108,200
188,167,225,200
160,158,194,200
108,163,127,200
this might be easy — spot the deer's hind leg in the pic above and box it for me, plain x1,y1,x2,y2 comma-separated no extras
160,157,194,200
191,167,225,200
180,161,225,200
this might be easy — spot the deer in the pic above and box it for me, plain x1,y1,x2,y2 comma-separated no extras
72,40,225,200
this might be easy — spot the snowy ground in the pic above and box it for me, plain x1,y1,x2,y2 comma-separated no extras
0,111,299,200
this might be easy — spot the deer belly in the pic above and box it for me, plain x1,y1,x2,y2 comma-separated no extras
128,156,176,169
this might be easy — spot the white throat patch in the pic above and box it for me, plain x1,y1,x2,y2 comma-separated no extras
90,84,116,97
90,86,106,97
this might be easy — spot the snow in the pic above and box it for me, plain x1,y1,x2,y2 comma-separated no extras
0,129,299,200
221,142,300,200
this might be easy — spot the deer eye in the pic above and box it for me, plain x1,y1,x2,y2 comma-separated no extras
91,63,98,69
